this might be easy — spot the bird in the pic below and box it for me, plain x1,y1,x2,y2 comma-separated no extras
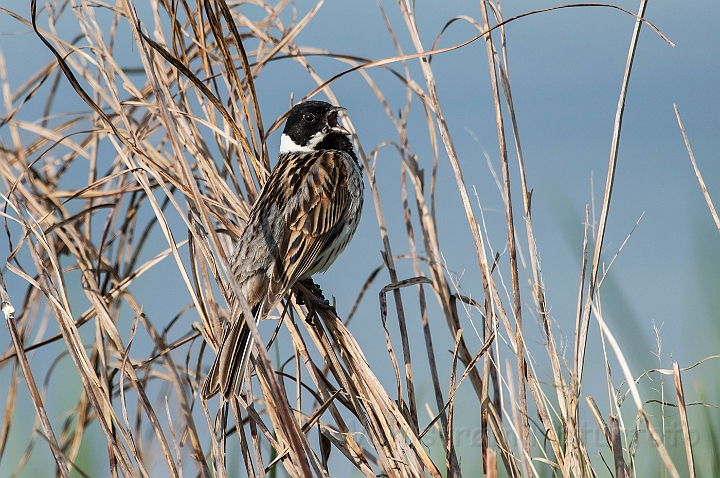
202,100,364,400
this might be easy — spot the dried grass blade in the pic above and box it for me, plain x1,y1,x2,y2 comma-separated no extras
476,0,530,462
1,278,71,478
585,396,611,447
203,0,265,187
317,309,442,477
593,306,680,477
673,362,696,478
137,27,254,167
674,104,720,234
215,0,268,167
8,235,140,477
419,331,495,438
400,166,460,471
486,400,521,478
609,414,629,478
576,0,650,384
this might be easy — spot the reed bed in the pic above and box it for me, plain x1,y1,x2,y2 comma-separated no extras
0,1,714,476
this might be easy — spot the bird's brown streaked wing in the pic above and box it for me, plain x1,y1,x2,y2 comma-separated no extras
263,150,351,311
202,150,350,399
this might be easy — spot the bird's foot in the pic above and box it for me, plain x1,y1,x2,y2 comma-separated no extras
295,278,335,324
298,278,326,301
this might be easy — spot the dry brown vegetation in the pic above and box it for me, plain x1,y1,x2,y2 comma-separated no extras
0,0,714,477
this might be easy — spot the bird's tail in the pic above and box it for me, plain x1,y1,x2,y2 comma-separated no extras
201,301,263,400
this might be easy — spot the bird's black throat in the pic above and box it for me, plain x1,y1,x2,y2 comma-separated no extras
316,134,362,171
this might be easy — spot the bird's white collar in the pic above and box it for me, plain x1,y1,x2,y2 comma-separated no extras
279,132,325,154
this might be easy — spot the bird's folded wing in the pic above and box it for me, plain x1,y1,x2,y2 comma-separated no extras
264,150,351,311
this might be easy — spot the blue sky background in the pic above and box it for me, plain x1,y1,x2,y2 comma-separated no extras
1,0,719,476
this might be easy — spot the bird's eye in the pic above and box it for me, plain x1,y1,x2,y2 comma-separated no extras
302,113,316,123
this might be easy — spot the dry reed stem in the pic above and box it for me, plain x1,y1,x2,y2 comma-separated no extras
675,104,720,235
673,362,696,478
2,278,70,478
476,0,530,467
576,0,650,383
593,305,680,477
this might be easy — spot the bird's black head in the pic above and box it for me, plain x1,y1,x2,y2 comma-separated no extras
279,100,354,156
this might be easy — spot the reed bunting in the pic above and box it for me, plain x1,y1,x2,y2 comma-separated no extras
202,100,364,400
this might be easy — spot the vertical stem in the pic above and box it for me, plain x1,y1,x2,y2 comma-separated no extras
477,0,530,461
576,0,648,387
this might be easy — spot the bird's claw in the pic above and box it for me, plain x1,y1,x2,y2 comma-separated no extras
295,278,335,323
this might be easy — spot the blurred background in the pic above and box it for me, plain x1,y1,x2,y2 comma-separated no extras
1,0,718,476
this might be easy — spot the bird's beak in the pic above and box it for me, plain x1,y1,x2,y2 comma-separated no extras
325,107,351,135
